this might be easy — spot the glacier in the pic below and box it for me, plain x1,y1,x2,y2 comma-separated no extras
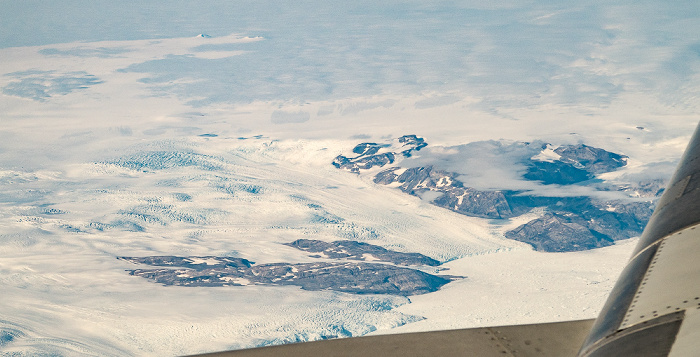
0,1,699,355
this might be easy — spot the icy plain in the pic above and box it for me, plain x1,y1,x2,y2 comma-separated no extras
1,1,699,355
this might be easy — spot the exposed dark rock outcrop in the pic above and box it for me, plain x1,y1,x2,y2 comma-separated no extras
374,163,654,251
554,144,628,174
524,144,628,185
523,161,591,185
121,256,455,296
604,179,665,198
504,200,654,252
505,212,614,252
375,166,517,219
398,135,428,157
285,239,440,266
118,256,253,270
336,137,657,252
333,136,427,173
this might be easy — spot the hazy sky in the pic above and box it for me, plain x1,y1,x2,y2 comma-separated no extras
3,1,698,111
2,2,700,355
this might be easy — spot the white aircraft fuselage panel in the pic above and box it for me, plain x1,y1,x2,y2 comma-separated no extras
622,223,700,329
669,307,700,357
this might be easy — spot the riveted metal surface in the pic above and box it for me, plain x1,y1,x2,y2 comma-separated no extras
577,244,658,352
632,124,700,257
621,224,700,329
654,175,690,213
581,312,684,357
578,123,700,355
190,319,595,357
669,307,700,356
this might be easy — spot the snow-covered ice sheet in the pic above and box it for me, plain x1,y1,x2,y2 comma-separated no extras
1,0,699,355
378,238,637,334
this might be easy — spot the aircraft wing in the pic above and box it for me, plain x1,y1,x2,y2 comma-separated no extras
187,122,700,357
575,121,700,357
191,319,594,357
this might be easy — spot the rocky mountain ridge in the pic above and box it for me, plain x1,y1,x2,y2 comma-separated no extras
525,144,628,185
334,136,659,252
332,135,427,173
119,239,454,296
285,239,440,266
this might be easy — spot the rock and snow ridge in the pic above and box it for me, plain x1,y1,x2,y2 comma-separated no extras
332,135,427,173
524,143,628,185
334,136,659,252
120,240,455,296
285,239,441,266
